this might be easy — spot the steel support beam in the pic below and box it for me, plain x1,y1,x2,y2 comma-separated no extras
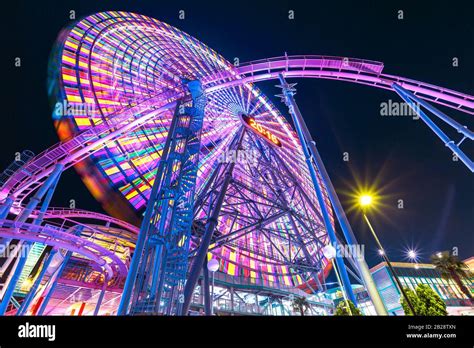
93,275,108,316
278,74,387,314
118,102,181,315
16,164,64,224
258,142,325,292
119,80,207,315
393,83,474,172
0,164,64,315
277,74,358,305
36,225,84,315
230,287,234,313
181,128,245,315
16,248,57,315
0,197,13,220
203,258,211,315
36,250,74,314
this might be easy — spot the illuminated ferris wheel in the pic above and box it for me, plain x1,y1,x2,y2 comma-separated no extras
48,11,332,314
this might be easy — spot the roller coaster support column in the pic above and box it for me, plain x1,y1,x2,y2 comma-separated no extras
0,164,64,315
277,74,359,306
33,172,62,227
37,225,84,315
0,197,13,220
119,80,207,315
93,274,108,316
181,128,246,315
393,83,474,173
117,101,181,315
277,74,387,313
16,164,64,224
17,248,57,315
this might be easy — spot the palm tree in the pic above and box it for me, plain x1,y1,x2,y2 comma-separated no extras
291,296,310,316
431,251,473,300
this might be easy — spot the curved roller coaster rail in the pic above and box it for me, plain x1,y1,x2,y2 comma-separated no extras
211,55,473,114
2,56,472,206
0,220,127,279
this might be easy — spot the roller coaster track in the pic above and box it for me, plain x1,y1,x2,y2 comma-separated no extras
0,220,127,280
28,207,139,234
208,55,473,113
0,98,178,204
1,55,472,208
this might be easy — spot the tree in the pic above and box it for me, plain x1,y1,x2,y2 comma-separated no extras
401,284,447,316
431,251,473,300
334,300,362,316
400,287,419,316
291,296,310,316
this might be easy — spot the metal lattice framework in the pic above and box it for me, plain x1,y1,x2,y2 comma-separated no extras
0,11,472,315
45,11,333,293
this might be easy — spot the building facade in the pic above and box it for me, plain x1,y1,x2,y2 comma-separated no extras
370,259,474,315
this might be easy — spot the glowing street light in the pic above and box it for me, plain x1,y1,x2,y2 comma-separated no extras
359,194,373,207
406,248,421,272
358,192,417,315
407,249,417,261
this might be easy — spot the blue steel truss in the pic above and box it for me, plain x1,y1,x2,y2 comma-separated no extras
118,80,207,315
393,83,474,172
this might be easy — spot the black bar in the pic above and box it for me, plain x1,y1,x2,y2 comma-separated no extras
0,316,472,346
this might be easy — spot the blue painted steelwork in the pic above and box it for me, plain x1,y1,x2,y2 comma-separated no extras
276,74,357,305
118,80,207,315
276,75,388,314
17,248,57,315
203,257,211,315
37,225,84,315
0,164,64,315
13,167,63,305
0,197,13,220
393,83,474,173
180,128,245,315
304,149,387,313
93,276,107,315
261,142,325,293
12,164,64,225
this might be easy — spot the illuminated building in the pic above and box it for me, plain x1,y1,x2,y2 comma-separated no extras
330,258,474,316
371,259,474,315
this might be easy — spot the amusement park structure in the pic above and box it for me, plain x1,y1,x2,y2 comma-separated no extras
0,11,472,316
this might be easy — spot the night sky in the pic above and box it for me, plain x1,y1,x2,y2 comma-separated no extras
3,0,473,267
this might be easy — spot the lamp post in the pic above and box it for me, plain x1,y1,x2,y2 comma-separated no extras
207,258,219,315
322,244,353,316
358,195,417,315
